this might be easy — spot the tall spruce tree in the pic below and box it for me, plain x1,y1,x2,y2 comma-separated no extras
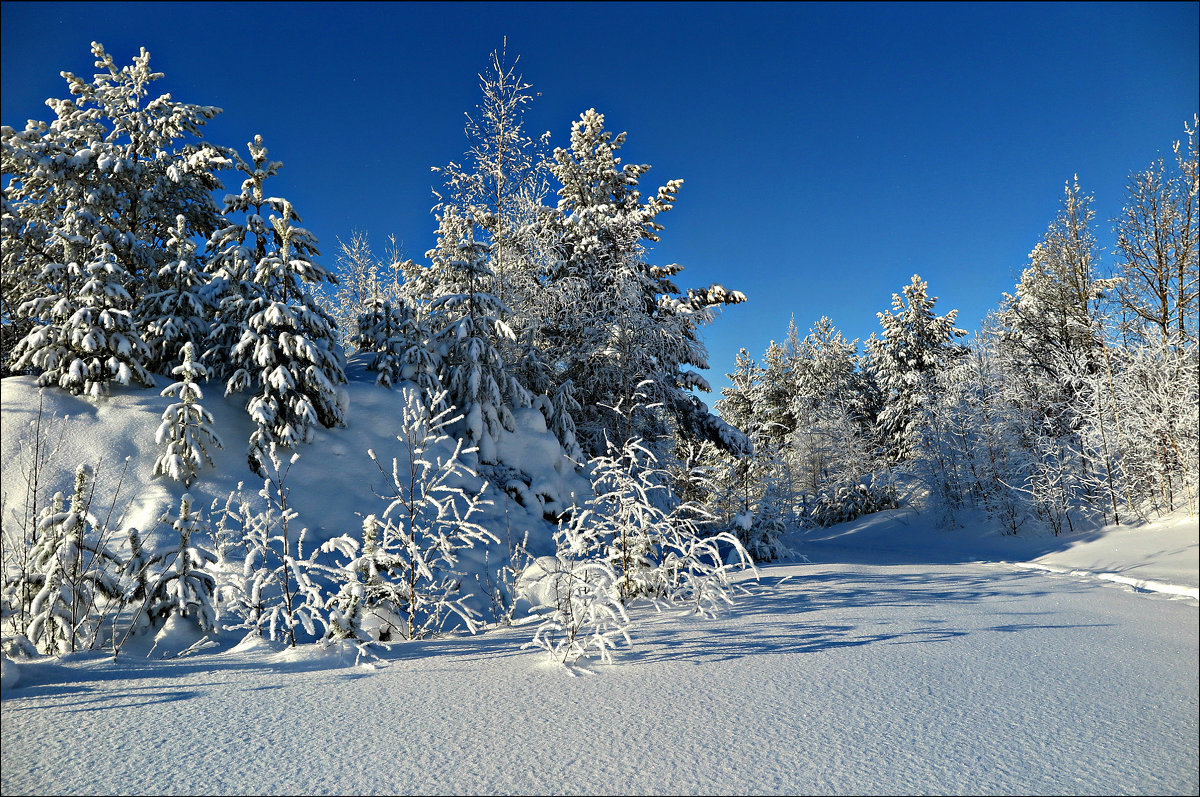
2,42,228,378
540,108,746,457
869,274,966,462
212,137,347,474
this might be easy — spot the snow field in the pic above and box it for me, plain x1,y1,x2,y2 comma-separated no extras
2,550,1196,795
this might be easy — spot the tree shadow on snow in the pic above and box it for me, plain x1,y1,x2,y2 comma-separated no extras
616,569,1113,667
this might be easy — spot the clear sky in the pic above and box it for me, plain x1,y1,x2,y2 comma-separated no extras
3,1,1197,402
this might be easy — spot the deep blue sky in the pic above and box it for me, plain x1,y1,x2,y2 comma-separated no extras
3,2,1197,402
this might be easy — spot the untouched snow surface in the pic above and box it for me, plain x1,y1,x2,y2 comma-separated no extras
1,508,1196,796
1,375,1197,795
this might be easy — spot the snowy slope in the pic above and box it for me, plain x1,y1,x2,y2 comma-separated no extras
0,366,590,624
799,505,1199,598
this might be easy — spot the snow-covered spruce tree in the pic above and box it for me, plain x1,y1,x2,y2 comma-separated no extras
790,317,862,493
353,295,440,392
788,317,893,525
138,494,218,635
323,516,384,647
12,240,153,397
25,466,123,655
708,348,793,559
364,387,498,639
2,42,229,376
709,347,765,519
427,210,530,462
537,108,747,458
757,332,801,455
212,136,347,474
137,216,213,372
153,341,223,487
867,274,967,463
222,446,353,646
202,137,273,381
317,230,410,353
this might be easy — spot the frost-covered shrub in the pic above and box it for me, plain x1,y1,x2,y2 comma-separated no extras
517,555,630,666
219,446,353,646
558,436,754,614
360,387,498,639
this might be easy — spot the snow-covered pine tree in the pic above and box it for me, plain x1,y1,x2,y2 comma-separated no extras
2,42,229,377
538,108,747,458
137,216,213,373
13,239,153,396
427,209,530,463
431,39,552,322
868,274,966,462
995,179,1125,521
25,466,122,654
153,341,223,487
214,136,347,473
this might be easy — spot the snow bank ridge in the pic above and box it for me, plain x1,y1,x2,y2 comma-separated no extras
1008,561,1200,601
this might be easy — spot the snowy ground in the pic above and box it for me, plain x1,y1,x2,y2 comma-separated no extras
2,505,1196,796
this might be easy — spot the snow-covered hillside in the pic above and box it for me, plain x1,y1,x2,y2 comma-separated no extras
0,364,590,632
